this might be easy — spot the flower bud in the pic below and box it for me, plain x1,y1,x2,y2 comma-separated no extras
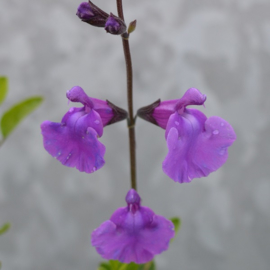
104,13,127,35
76,1,109,27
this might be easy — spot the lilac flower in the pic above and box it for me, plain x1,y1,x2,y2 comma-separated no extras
41,86,127,173
76,2,126,35
138,88,236,183
105,13,127,35
76,1,109,27
91,189,174,264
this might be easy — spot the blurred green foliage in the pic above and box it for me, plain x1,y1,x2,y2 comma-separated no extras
0,76,43,142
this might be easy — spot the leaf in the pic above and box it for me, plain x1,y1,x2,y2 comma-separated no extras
119,262,139,270
170,217,181,242
98,260,157,270
0,76,8,105
98,261,141,270
0,222,11,235
97,262,111,270
0,96,43,139
138,261,155,270
110,260,122,270
109,260,138,270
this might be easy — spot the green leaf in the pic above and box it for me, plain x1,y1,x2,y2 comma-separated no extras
97,262,111,270
0,96,43,138
98,260,156,270
138,261,155,270
99,261,141,270
170,217,181,242
0,222,11,235
109,260,138,270
110,260,122,270
119,262,139,270
0,76,8,105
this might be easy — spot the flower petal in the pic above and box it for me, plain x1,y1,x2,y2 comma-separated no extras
152,99,178,129
162,110,236,183
149,88,206,129
66,86,93,108
79,109,104,137
41,108,105,173
90,98,114,126
91,190,174,264
192,115,236,174
175,88,206,113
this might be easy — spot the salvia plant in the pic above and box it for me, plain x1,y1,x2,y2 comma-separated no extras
40,1,236,269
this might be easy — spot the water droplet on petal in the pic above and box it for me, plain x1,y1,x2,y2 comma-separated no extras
69,107,74,113
58,152,61,155
94,120,100,124
213,130,219,135
175,121,179,126
90,166,97,173
221,122,224,126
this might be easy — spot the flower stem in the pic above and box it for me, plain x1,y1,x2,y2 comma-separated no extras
116,0,137,190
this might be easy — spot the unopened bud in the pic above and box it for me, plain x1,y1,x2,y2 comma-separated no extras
105,13,127,35
128,20,137,34
76,1,109,27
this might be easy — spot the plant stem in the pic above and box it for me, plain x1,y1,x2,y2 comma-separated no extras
116,0,137,190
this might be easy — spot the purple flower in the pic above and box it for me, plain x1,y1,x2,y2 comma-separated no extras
138,88,236,183
76,1,109,27
41,86,127,173
105,13,127,35
91,189,174,264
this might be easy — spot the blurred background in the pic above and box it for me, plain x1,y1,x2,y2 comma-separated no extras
1,0,270,269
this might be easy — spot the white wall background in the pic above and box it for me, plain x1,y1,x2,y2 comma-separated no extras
0,0,270,269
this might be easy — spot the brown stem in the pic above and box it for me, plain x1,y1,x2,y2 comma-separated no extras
116,0,137,190
116,0,124,22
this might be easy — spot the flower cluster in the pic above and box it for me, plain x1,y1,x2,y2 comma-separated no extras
138,88,236,183
76,1,127,35
41,86,236,264
40,1,237,266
